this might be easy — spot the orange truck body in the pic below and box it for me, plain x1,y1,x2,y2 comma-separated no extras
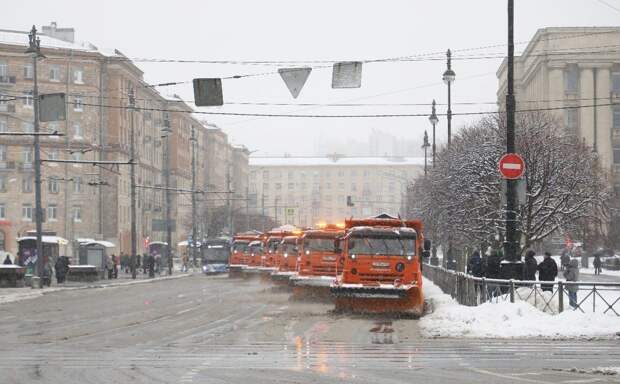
297,226,344,277
331,215,428,315
276,235,301,273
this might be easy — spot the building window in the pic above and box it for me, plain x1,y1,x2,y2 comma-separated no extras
47,149,59,161
565,109,579,134
23,90,33,107
325,182,331,190
47,204,57,221
613,147,620,165
0,117,7,133
72,206,82,222
614,106,620,130
275,183,282,190
288,182,294,190
22,147,33,163
22,122,34,133
73,176,82,193
0,203,5,219
73,69,83,84
351,183,357,192
49,65,61,81
73,96,83,111
0,175,7,192
288,171,294,179
48,177,60,194
612,71,620,94
262,170,269,179
22,204,33,221
350,170,357,176
262,182,269,191
23,64,33,79
564,64,579,93
0,145,6,161
388,182,395,193
22,176,33,193
73,122,82,138
338,182,344,190
0,60,7,78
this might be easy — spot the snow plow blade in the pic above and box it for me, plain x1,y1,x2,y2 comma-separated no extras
330,285,424,316
271,271,296,285
228,265,244,278
290,276,335,301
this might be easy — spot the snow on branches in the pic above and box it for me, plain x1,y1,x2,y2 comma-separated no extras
408,111,610,252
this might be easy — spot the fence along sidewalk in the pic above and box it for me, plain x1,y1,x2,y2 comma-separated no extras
422,264,620,316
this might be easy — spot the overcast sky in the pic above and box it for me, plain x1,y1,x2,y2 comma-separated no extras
4,0,619,156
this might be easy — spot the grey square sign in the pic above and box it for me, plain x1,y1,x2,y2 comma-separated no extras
332,62,363,89
193,78,224,106
39,93,66,122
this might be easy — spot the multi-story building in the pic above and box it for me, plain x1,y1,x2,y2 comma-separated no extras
497,27,620,191
0,23,249,257
249,155,424,227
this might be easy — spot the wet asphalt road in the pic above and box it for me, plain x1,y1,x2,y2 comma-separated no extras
1,274,619,384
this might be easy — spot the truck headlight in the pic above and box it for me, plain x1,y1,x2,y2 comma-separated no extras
305,250,310,255
407,255,412,261
284,253,288,258
350,254,356,260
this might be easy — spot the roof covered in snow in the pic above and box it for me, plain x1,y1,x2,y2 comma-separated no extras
0,29,100,52
249,156,425,167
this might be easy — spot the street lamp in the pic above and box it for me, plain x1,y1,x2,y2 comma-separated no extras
442,49,456,147
428,100,439,166
161,113,173,275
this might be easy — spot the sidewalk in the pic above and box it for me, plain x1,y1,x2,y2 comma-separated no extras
0,271,193,305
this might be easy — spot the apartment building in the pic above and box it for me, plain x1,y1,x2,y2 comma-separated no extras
497,27,620,190
249,155,424,227
0,23,249,256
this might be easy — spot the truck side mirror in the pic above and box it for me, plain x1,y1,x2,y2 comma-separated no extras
334,239,342,253
424,239,432,252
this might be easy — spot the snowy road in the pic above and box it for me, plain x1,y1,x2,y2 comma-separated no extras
1,274,619,383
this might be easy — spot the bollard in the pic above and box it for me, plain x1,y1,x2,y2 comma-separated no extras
509,280,515,303
558,281,564,313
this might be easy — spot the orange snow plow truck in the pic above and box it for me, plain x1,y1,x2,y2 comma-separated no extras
228,232,261,278
330,214,431,316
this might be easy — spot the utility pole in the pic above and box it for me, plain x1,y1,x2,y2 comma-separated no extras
129,87,137,279
227,163,233,236
190,126,197,268
502,0,521,278
428,100,439,167
261,193,265,232
162,113,172,275
443,50,456,147
245,185,250,231
26,26,44,287
422,130,430,176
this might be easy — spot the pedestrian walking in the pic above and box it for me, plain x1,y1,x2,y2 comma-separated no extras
54,256,67,284
563,259,580,308
3,254,12,264
593,255,602,275
42,262,52,287
523,250,538,282
106,255,114,279
560,249,570,271
148,254,155,278
467,250,484,277
112,254,119,278
537,252,558,292
485,250,501,279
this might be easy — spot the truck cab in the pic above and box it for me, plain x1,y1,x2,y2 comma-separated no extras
298,225,344,277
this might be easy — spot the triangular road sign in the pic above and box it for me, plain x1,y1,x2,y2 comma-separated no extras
278,67,312,98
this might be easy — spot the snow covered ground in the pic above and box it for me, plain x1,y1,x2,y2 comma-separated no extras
420,277,620,339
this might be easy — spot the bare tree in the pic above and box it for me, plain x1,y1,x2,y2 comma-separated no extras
409,111,609,254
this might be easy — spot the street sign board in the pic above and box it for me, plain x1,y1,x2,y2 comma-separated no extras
332,61,362,88
39,93,66,122
501,179,527,206
498,153,525,179
193,78,224,106
285,208,295,216
278,67,312,98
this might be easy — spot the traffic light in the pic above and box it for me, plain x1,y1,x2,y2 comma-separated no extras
346,196,354,207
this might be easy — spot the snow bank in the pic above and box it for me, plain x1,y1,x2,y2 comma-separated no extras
420,278,620,339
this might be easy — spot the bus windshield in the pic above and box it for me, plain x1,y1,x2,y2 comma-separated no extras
349,234,416,256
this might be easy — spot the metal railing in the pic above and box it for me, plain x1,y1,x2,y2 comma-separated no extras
423,264,620,316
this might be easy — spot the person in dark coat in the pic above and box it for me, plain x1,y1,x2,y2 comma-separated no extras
537,252,558,292
485,251,501,279
3,255,12,264
523,250,538,282
563,259,580,308
467,250,484,277
593,255,602,275
560,249,570,271
148,254,155,278
54,257,66,284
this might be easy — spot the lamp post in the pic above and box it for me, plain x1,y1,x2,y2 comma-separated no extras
422,131,430,176
161,113,173,275
428,100,438,167
442,50,456,147
25,26,45,287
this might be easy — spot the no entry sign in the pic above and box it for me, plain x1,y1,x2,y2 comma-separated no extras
498,153,525,179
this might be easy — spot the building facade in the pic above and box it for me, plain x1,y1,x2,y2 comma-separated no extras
497,27,620,190
249,155,424,227
0,23,248,257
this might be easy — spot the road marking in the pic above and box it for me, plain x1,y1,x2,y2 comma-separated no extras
176,307,196,315
470,368,555,384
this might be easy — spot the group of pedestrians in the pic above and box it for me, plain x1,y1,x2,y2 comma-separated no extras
467,249,580,308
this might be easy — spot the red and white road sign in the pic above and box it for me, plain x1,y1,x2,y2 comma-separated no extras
498,153,525,179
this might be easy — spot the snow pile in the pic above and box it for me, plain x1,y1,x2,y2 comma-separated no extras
420,278,620,339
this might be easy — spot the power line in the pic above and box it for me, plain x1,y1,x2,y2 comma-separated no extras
595,0,620,13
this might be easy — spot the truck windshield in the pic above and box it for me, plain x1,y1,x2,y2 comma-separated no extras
249,244,263,254
282,242,298,255
304,238,336,252
350,235,416,256
232,242,249,253
267,239,280,252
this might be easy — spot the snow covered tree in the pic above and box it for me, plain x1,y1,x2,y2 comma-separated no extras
408,111,610,254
